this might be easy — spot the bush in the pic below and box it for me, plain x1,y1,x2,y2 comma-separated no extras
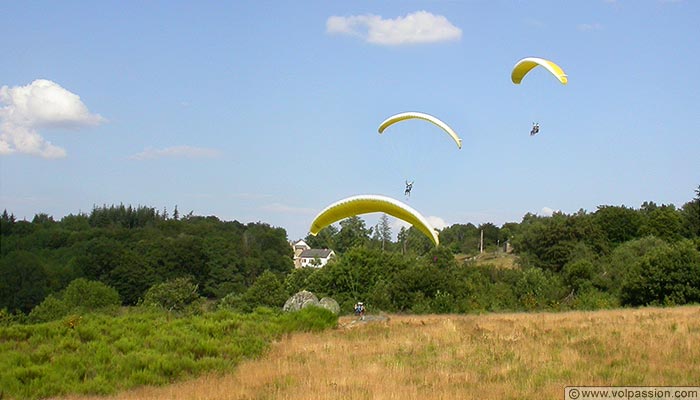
27,279,120,323
142,277,203,313
62,278,121,310
621,240,700,306
514,268,566,310
571,287,620,310
241,270,288,311
28,295,70,323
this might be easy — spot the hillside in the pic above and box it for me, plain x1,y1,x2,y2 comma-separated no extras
62,306,700,400
456,251,520,269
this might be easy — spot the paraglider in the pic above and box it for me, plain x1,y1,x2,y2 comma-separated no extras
511,57,568,85
309,194,439,246
379,112,461,197
404,180,414,197
378,112,462,150
530,123,540,136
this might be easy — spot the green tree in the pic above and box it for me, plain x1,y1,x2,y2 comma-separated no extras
594,205,642,244
0,251,49,314
438,223,479,254
106,250,154,305
304,224,337,249
284,267,318,295
74,237,129,281
680,185,700,238
478,222,500,250
373,214,393,251
335,216,371,253
621,240,700,306
639,202,683,242
0,209,16,236
513,268,566,310
240,270,288,311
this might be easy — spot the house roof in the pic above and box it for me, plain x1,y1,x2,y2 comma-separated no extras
299,249,334,259
292,240,310,249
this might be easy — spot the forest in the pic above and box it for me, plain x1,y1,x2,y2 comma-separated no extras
1,186,699,322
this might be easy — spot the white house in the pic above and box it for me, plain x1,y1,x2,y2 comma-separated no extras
291,240,335,268
298,248,336,268
292,240,310,258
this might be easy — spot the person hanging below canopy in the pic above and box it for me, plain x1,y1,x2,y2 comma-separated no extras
530,122,540,136
404,180,414,197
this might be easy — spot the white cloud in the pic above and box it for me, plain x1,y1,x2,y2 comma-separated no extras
540,207,560,217
130,145,221,160
326,11,462,45
389,215,448,236
427,215,449,230
578,22,603,31
0,79,105,158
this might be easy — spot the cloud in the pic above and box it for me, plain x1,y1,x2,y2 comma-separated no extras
427,215,449,230
578,22,603,31
390,215,448,235
540,207,560,217
326,11,462,45
0,79,105,158
130,145,221,160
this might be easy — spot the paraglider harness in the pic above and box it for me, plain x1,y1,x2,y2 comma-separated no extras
354,302,366,320
404,180,414,197
530,123,540,136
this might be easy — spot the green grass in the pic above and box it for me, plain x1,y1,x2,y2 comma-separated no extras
0,306,337,399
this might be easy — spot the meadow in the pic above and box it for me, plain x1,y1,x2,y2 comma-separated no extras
58,306,700,400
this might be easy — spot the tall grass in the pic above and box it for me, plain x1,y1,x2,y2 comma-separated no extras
59,306,700,400
0,306,337,399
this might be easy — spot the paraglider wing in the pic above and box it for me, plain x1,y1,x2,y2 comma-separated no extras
378,112,462,149
511,57,568,85
309,194,439,246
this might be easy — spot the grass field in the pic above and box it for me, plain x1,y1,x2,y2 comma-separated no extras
60,306,700,400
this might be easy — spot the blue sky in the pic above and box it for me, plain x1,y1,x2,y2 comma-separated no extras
1,0,698,241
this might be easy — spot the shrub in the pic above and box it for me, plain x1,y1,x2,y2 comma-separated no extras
142,277,203,313
621,240,700,306
28,279,120,323
28,295,70,323
62,278,121,310
233,270,288,313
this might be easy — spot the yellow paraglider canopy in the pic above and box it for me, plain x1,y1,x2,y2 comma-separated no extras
511,57,568,85
378,112,462,149
309,194,439,246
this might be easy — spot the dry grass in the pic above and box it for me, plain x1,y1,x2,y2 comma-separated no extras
60,306,700,400
455,252,519,269
473,252,519,269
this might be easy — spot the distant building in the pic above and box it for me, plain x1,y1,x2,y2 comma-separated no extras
291,240,335,268
298,248,336,268
292,240,310,259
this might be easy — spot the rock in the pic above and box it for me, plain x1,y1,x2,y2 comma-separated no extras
319,297,340,315
283,290,319,312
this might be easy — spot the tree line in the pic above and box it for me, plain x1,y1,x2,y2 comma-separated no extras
1,186,699,320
